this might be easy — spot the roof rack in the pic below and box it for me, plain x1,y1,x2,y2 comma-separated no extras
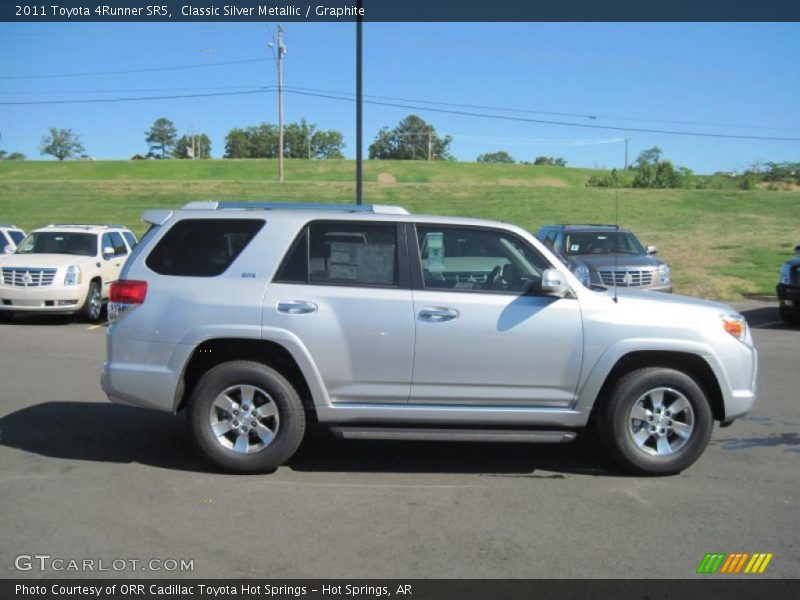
181,201,411,215
46,224,126,229
541,223,620,230
0,224,19,228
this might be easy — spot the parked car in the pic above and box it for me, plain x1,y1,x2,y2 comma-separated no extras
0,224,137,322
535,224,672,292
777,244,800,324
102,202,756,475
0,224,26,253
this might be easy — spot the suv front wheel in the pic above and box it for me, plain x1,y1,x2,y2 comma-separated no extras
188,361,306,473
598,367,713,475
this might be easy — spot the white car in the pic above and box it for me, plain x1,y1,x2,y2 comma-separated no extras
0,224,137,322
0,224,26,253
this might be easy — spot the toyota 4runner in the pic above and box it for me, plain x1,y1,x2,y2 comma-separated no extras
0,224,137,322
102,202,757,475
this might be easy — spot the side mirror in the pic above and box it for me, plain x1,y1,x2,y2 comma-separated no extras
102,246,115,259
3,244,14,254
646,245,658,255
540,268,570,297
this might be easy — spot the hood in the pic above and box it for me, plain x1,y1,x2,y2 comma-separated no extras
568,253,665,270
0,253,96,270
603,287,735,314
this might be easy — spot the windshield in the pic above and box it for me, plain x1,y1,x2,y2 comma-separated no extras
564,231,646,256
15,232,97,256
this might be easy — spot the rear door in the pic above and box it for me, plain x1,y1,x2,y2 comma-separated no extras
409,223,584,407
262,221,415,405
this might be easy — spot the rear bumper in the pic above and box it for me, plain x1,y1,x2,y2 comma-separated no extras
0,283,88,313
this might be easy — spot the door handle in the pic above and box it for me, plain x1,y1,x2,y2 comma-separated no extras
277,300,318,315
418,307,459,322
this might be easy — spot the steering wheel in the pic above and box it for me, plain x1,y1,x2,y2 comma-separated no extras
485,265,504,290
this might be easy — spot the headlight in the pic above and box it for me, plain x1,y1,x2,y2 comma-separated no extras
780,263,791,285
64,265,82,286
721,314,747,343
572,263,591,287
659,264,671,284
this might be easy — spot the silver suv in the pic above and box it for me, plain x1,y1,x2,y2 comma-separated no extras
102,202,757,475
535,224,672,293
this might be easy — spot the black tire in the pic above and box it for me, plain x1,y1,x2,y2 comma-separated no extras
597,367,713,476
78,280,102,323
779,308,800,325
188,361,306,473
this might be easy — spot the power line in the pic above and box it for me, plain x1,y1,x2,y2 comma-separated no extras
0,89,272,105
0,58,270,80
282,88,800,142
1,86,798,142
284,85,800,134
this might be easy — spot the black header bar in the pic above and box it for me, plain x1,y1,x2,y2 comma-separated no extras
3,1,800,23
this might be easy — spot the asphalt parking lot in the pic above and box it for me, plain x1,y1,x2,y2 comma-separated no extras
0,301,797,579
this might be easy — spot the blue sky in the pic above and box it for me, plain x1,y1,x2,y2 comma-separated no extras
1,22,798,173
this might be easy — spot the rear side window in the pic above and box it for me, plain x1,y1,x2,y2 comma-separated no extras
122,231,138,250
9,230,25,245
274,222,398,287
146,219,264,277
102,232,128,257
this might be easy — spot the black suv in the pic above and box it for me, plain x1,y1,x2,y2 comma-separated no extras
535,224,672,293
778,245,800,324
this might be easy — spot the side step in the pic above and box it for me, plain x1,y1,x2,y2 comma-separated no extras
329,427,577,444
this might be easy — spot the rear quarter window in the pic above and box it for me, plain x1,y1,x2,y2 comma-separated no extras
146,219,265,277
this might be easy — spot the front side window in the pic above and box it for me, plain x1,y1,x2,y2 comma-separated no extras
146,219,264,277
416,226,549,293
16,232,97,257
9,230,25,245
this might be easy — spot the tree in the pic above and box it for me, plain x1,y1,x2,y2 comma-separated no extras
224,120,344,159
40,128,85,161
368,115,452,160
534,156,567,166
5,152,26,161
476,151,515,164
145,118,177,159
174,133,212,159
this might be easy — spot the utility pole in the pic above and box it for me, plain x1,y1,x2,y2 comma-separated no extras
269,25,286,182
355,5,363,204
624,138,630,170
427,128,432,161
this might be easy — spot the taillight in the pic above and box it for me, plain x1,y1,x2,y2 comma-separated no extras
108,280,147,322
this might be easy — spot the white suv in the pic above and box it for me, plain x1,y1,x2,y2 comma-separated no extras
0,224,137,322
0,224,26,253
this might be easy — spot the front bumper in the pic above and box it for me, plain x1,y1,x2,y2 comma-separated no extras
777,283,800,314
0,283,88,313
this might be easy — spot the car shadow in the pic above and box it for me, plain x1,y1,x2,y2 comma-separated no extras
0,402,627,477
739,306,799,330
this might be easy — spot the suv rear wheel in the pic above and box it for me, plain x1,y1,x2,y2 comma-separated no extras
598,367,713,475
188,361,306,473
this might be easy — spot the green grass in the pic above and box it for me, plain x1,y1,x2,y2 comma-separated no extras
1,159,798,301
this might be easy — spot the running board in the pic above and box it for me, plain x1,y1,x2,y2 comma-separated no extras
329,427,577,444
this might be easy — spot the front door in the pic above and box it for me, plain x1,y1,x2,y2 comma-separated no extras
410,224,583,407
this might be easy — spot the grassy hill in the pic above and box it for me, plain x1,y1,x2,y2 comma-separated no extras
1,159,797,301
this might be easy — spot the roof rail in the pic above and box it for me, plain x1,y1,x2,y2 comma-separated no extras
46,224,126,229
541,223,620,229
0,224,19,228
181,201,410,215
